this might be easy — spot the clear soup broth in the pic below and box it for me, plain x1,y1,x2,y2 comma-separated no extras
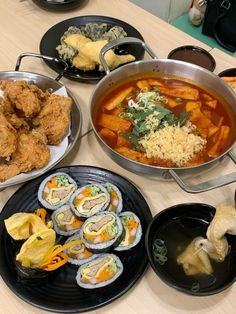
152,217,236,294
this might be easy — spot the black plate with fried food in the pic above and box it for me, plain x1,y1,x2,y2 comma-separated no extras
39,15,145,82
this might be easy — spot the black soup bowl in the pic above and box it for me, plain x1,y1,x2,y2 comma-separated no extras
145,203,236,296
32,0,85,11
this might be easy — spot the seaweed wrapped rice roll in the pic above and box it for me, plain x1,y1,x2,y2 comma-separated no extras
38,172,77,210
103,182,123,214
51,205,84,236
70,184,110,218
64,233,98,265
81,211,123,252
115,211,142,251
76,254,123,289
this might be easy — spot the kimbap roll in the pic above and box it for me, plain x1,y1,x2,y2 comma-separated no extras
64,233,98,266
76,254,123,289
80,211,123,252
69,184,110,219
103,182,122,214
38,172,77,210
51,205,84,236
115,211,142,251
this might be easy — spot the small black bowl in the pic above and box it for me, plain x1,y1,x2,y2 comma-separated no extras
32,0,85,11
168,45,216,72
218,68,236,77
145,203,236,296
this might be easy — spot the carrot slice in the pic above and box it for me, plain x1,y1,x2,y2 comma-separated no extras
40,239,83,271
43,252,68,271
35,208,47,224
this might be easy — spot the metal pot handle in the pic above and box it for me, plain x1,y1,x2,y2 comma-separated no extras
99,37,158,75
168,151,236,193
15,52,69,81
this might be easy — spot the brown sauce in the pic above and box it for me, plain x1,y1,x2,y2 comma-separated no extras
168,47,216,71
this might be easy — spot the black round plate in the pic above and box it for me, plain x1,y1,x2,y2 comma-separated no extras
39,15,145,82
0,165,152,313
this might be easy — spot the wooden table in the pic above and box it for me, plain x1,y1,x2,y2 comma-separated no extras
210,48,236,74
0,1,235,313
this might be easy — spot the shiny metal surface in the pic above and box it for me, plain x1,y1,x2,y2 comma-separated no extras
0,70,82,188
90,57,236,193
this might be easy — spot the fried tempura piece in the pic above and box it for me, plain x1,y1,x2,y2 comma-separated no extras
33,94,72,145
2,80,49,118
64,33,92,47
66,34,135,72
0,131,50,182
72,53,97,71
0,113,17,159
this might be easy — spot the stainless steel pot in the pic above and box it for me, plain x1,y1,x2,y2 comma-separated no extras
0,53,82,188
89,38,236,193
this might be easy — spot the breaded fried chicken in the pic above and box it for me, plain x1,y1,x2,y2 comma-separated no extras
0,113,17,159
12,131,50,172
0,164,20,182
33,94,72,145
0,131,50,182
0,96,15,114
1,80,49,118
0,80,72,182
4,113,30,133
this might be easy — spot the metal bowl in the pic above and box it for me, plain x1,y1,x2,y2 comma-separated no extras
0,65,82,188
89,37,236,193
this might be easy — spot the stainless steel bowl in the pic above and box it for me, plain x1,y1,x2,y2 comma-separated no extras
89,38,236,193
0,53,82,188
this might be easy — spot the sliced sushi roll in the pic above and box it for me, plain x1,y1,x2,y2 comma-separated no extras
51,205,84,236
115,211,142,251
80,211,123,252
69,184,110,219
76,253,123,289
103,182,123,214
64,233,98,266
38,172,77,210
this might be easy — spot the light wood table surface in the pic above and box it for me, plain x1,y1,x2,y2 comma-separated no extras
0,1,236,314
211,48,236,74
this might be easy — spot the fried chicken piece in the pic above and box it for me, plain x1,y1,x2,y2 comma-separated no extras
1,80,49,118
11,131,50,172
4,113,30,133
0,131,50,182
0,96,15,114
33,94,72,145
0,113,17,159
0,163,20,182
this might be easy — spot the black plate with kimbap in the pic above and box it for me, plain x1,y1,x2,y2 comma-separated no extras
0,165,152,313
